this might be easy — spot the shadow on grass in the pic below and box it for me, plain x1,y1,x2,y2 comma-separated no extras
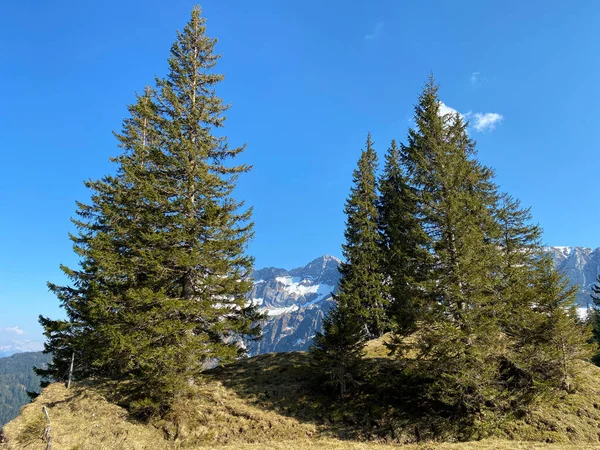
209,351,465,443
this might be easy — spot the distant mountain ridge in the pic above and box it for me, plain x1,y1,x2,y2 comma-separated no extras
547,246,600,306
249,247,600,354
247,255,340,354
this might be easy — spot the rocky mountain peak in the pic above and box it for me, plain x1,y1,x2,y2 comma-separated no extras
288,255,341,285
547,246,600,304
248,248,600,356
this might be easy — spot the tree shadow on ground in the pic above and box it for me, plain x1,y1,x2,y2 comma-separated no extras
210,351,467,443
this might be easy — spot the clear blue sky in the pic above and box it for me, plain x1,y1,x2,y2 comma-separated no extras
1,0,599,353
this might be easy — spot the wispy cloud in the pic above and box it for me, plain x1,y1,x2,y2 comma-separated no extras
1,326,24,335
470,71,480,84
0,340,43,356
365,21,384,40
438,102,466,120
472,112,503,132
0,326,43,356
438,101,503,133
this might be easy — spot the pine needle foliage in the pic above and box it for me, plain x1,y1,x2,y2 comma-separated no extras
378,139,430,341
337,134,389,339
36,6,262,418
394,76,591,426
310,305,367,398
310,134,387,398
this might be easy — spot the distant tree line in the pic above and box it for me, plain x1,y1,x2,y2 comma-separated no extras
0,352,50,426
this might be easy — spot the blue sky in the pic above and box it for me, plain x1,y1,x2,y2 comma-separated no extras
1,0,599,353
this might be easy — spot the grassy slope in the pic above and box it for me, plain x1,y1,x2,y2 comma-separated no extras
3,337,600,449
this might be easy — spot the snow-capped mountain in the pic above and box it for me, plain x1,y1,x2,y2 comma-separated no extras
249,247,600,355
247,255,340,354
547,246,600,307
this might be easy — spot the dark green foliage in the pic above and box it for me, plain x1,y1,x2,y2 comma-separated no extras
0,352,51,426
38,6,262,418
378,140,429,339
394,76,591,426
510,256,593,393
495,195,592,394
310,305,366,398
311,134,387,399
401,78,507,417
590,277,600,365
337,134,388,338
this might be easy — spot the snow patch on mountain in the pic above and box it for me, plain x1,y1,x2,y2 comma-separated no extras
547,246,600,306
265,305,299,316
247,248,600,355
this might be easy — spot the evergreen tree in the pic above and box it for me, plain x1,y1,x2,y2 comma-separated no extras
494,194,544,345
337,133,388,338
494,194,592,395
37,7,262,417
399,77,592,423
591,277,600,365
402,77,515,417
593,277,600,306
378,140,430,340
512,256,592,393
310,304,366,398
310,134,386,397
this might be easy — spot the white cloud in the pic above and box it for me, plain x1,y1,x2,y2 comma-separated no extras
470,72,480,84
438,101,502,133
0,340,44,356
1,326,24,335
365,21,384,40
0,326,43,356
438,102,465,120
472,112,503,132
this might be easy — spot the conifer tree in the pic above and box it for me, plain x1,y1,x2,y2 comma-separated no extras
399,77,592,422
337,134,388,338
590,278,600,365
378,140,429,339
402,78,516,416
37,7,262,417
494,194,544,341
493,195,590,398
310,304,366,398
310,134,386,397
35,90,158,383
511,256,592,393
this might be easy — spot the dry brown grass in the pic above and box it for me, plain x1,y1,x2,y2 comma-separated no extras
217,441,600,449
364,333,394,359
3,344,600,449
1,381,165,450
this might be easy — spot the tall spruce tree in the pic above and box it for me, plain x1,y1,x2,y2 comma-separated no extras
37,7,262,417
511,255,592,393
378,140,430,340
493,195,584,398
402,78,520,419
310,134,385,396
399,77,591,425
337,133,388,338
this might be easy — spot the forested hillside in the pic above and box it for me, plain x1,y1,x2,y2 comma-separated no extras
0,352,50,426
